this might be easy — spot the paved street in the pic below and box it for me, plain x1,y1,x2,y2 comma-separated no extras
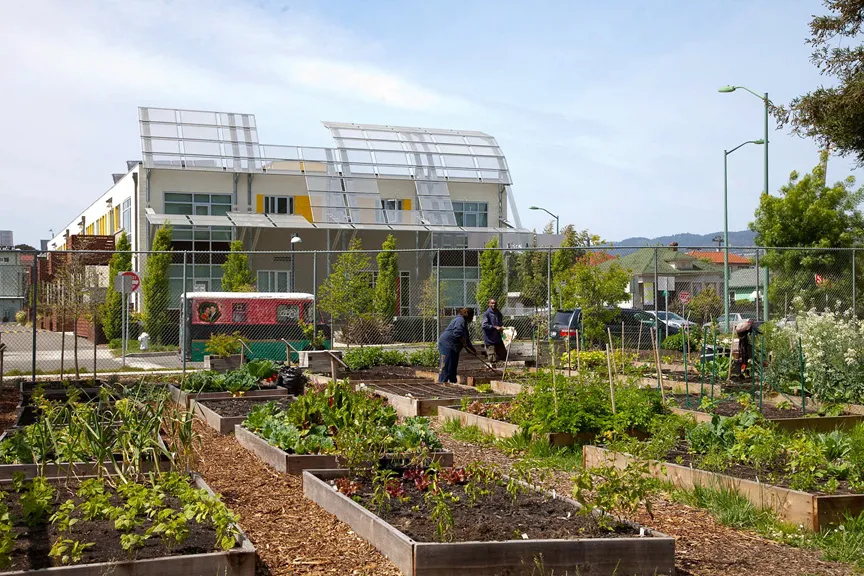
0,323,184,375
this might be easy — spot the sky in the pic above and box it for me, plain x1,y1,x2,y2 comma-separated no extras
1,0,862,248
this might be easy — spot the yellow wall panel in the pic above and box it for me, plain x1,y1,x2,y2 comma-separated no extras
294,195,312,222
402,199,411,211
256,194,264,213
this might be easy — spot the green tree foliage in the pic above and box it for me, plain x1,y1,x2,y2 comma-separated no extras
776,0,864,165
318,238,373,325
101,232,131,341
750,155,864,309
686,286,722,324
515,232,550,307
476,237,505,309
221,240,255,292
374,234,399,318
143,224,173,344
560,261,630,346
551,226,599,305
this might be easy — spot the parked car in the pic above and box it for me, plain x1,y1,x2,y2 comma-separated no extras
550,307,679,348
703,313,763,334
644,310,696,329
549,309,581,342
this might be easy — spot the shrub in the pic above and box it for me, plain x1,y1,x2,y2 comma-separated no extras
409,345,440,368
205,332,247,358
343,346,410,370
15,311,28,326
661,332,700,351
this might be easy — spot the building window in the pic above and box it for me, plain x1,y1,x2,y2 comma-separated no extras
452,202,488,227
232,303,247,322
398,271,410,315
258,270,290,292
164,193,232,215
440,267,480,311
121,198,132,233
381,199,403,211
264,196,294,214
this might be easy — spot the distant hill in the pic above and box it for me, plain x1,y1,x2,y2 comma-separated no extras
609,231,756,255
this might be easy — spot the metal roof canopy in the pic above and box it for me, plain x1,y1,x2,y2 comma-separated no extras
145,213,193,226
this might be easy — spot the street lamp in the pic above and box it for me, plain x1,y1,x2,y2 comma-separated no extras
719,85,771,320
290,234,302,291
723,138,764,332
529,205,559,234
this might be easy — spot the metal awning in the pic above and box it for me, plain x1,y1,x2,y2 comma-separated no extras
186,215,233,226
226,212,274,227
145,213,193,226
266,214,316,229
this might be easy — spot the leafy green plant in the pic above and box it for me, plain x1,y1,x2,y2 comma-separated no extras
424,482,458,542
49,538,94,565
21,477,55,526
408,345,440,368
205,332,246,358
573,459,659,530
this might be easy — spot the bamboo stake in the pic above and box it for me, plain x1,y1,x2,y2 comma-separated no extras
605,344,616,414
650,327,666,401
607,327,616,379
620,321,625,374
636,321,643,359
575,330,581,373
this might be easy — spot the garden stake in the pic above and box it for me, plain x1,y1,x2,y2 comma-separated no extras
699,337,706,401
605,344,616,415
606,327,616,379
711,328,717,402
759,334,765,411
683,324,689,408
799,336,806,415
575,330,581,373
567,333,572,377
636,321,643,360
650,328,666,401
620,320,625,374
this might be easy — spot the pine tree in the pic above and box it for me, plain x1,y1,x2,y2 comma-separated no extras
374,234,399,318
143,224,173,344
101,232,131,341
221,240,255,291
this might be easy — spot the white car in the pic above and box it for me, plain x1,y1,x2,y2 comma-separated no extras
646,311,696,329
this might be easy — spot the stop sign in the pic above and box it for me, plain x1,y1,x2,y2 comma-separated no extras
679,291,691,305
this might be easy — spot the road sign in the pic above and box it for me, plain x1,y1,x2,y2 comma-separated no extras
679,291,691,305
114,271,141,293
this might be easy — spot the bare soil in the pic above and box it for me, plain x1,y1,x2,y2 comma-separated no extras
349,473,642,542
202,397,293,418
343,366,430,381
0,387,20,434
6,480,223,571
669,393,844,419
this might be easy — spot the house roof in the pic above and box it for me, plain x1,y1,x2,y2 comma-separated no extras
729,268,768,289
599,247,722,276
687,251,752,265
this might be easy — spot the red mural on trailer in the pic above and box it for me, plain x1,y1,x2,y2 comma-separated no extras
189,296,314,325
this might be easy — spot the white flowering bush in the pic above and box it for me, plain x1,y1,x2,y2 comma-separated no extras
775,306,864,403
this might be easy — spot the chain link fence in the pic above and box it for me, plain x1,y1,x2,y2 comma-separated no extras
0,244,861,379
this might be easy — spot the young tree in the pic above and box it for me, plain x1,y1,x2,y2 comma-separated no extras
101,231,131,341
687,286,722,324
374,234,399,318
750,155,864,308
476,237,504,309
551,226,599,305
318,238,372,343
143,224,173,345
775,0,864,165
560,260,630,346
221,240,255,292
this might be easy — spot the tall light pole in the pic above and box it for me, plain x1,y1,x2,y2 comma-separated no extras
719,85,771,320
724,139,764,332
290,234,302,291
529,205,559,234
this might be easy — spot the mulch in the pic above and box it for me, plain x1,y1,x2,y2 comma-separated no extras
193,421,400,576
0,385,21,433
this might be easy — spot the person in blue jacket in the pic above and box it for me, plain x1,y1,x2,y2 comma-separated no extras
437,307,477,383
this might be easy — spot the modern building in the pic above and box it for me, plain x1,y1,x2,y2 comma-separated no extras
0,231,27,322
48,107,552,316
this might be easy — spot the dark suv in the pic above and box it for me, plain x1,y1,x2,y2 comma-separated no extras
550,309,581,342
550,307,679,347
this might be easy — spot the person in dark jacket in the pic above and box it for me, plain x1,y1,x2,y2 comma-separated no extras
481,299,507,365
437,308,476,383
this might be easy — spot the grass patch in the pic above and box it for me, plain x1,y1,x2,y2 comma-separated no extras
668,483,864,570
108,339,178,355
440,418,497,446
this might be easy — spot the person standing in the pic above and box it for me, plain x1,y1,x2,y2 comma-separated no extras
481,299,507,365
437,308,477,383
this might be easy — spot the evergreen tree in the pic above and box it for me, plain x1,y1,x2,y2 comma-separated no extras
221,240,255,291
143,224,173,344
101,232,131,341
374,234,399,318
476,237,505,309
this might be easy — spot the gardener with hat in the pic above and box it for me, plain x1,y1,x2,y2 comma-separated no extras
437,307,477,383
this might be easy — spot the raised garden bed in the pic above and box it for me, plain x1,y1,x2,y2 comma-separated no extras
583,444,864,531
303,468,675,576
371,383,501,417
194,396,294,435
437,405,578,446
0,473,254,575
667,393,864,432
413,368,508,386
489,380,526,395
167,383,287,410
235,425,453,475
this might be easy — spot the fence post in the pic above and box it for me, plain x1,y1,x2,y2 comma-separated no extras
435,248,440,335
547,247,552,343
31,251,38,383
755,249,760,322
853,248,857,317
763,253,770,321
181,251,187,377
653,246,659,352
